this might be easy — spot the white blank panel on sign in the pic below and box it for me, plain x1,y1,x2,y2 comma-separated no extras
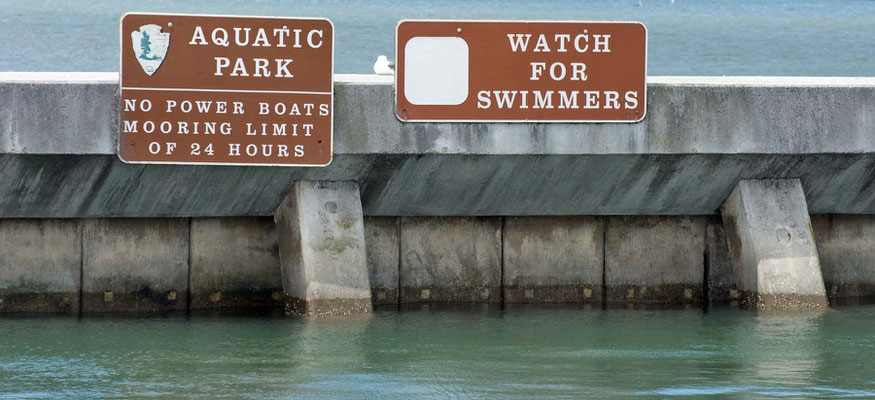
403,36,469,105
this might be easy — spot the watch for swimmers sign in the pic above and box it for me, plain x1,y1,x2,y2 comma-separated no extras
119,13,333,166
395,20,647,122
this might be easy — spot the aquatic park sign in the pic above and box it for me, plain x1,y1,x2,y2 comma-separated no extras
119,13,334,166
116,15,643,166
395,20,647,122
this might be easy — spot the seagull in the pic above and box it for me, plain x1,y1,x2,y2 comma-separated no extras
373,55,395,75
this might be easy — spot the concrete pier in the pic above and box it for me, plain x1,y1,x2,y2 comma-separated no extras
2,74,875,218
275,181,372,316
0,74,874,313
0,214,872,313
722,179,828,310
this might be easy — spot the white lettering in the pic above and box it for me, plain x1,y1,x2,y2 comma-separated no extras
230,58,249,76
493,90,517,108
189,26,208,45
593,34,611,53
584,91,600,109
273,26,290,47
533,34,550,52
530,62,546,80
624,91,639,109
214,57,230,76
559,91,578,109
253,28,271,47
477,90,491,109
233,27,251,46
275,59,293,78
554,34,571,52
507,34,531,52
571,63,587,81
605,91,620,109
307,30,323,48
253,58,270,77
534,91,554,109
123,120,137,133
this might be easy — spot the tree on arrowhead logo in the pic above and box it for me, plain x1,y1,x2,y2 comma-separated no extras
131,24,170,76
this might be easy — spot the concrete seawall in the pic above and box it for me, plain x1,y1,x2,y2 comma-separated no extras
0,73,873,313
2,74,875,217
1,215,872,313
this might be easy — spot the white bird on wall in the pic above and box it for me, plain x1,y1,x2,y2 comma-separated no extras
373,55,395,75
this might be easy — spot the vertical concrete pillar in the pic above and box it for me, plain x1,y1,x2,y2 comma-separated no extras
721,179,828,310
275,181,372,317
0,219,81,313
364,217,400,305
705,217,738,303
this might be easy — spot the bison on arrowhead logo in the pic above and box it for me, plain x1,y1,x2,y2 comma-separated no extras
131,24,170,76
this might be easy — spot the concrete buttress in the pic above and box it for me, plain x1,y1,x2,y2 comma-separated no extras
721,179,828,310
275,181,372,316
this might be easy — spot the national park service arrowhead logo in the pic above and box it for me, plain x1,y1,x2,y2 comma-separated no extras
131,24,170,76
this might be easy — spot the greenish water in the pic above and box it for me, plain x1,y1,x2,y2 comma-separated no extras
1,305,873,398
1,0,874,75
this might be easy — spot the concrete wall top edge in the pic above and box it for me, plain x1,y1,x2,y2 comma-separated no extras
0,72,119,84
1,73,874,156
2,72,873,86
647,76,875,87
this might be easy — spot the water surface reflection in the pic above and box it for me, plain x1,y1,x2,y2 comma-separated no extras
0,304,873,398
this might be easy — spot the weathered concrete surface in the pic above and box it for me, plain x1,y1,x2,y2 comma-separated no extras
4,154,875,217
275,181,372,316
0,73,117,154
605,216,706,304
503,216,604,303
189,217,282,309
335,76,875,156
1,75,875,217
811,214,875,300
364,217,399,305
81,218,189,312
0,219,80,313
5,74,874,156
705,217,738,303
400,217,501,303
722,179,828,310
2,73,875,311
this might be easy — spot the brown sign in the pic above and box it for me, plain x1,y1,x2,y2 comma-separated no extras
395,20,647,122
119,13,333,166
